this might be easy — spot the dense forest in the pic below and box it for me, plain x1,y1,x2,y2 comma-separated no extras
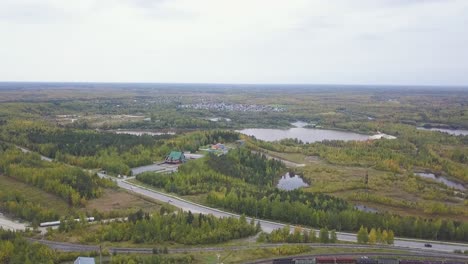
52,209,259,245
0,85,467,259
0,147,113,206
138,148,468,242
0,120,239,175
137,148,285,194
249,122,468,182
0,228,93,264
0,191,59,225
207,188,468,241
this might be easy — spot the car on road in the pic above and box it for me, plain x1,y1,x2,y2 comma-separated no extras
424,243,432,247
168,199,173,203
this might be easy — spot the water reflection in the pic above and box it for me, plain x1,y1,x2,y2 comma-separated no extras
355,204,378,213
417,127,468,136
239,127,369,143
113,130,175,136
277,172,309,191
414,172,466,191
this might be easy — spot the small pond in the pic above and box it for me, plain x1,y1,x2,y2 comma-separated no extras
355,204,379,213
417,127,468,136
277,172,309,191
414,172,466,191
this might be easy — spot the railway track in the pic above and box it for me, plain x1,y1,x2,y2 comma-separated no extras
246,252,468,264
28,238,468,260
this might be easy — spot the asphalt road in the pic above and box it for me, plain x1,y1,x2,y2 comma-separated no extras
8,145,468,254
117,178,468,253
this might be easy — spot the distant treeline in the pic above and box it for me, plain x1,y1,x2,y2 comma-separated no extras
0,119,239,175
138,148,468,242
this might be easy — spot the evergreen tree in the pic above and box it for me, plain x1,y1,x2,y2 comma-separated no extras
376,228,383,244
319,228,329,243
387,230,395,245
310,229,317,242
368,228,377,244
329,230,338,243
357,226,369,244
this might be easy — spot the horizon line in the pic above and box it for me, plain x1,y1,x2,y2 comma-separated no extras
1,81,468,88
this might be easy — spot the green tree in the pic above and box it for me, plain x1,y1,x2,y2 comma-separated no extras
387,230,395,245
310,229,317,242
329,230,337,243
382,230,388,244
319,228,329,243
368,228,377,244
357,226,369,244
376,228,383,244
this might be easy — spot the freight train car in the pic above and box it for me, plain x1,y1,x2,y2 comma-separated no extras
399,261,423,264
357,258,378,264
272,258,294,264
336,258,356,264
378,258,399,264
294,258,316,264
315,257,356,264
315,257,338,264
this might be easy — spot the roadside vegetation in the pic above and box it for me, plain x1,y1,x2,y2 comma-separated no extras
0,85,467,258
47,210,259,246
138,148,468,242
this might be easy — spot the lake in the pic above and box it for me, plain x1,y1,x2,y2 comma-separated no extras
239,122,370,143
277,172,309,191
113,130,176,136
414,172,466,191
417,127,468,136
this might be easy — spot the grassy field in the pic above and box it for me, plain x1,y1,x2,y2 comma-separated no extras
298,160,467,221
252,146,467,221
0,174,70,216
84,188,165,214
0,174,167,224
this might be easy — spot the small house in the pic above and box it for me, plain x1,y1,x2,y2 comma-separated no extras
211,143,225,150
165,151,186,164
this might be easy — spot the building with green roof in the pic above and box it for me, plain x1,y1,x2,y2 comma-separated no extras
165,151,186,164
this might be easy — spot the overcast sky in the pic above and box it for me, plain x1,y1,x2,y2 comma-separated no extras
1,0,467,85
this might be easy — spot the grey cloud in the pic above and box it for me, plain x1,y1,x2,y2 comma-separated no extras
0,2,65,23
380,0,456,7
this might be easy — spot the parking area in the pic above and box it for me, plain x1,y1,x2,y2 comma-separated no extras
131,163,179,176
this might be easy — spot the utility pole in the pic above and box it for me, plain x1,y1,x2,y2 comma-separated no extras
99,245,102,264
365,170,369,192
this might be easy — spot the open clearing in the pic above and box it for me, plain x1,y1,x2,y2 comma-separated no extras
84,188,164,213
254,147,467,221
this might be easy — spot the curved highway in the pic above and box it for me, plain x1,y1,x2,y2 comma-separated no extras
114,177,468,253
6,145,468,254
